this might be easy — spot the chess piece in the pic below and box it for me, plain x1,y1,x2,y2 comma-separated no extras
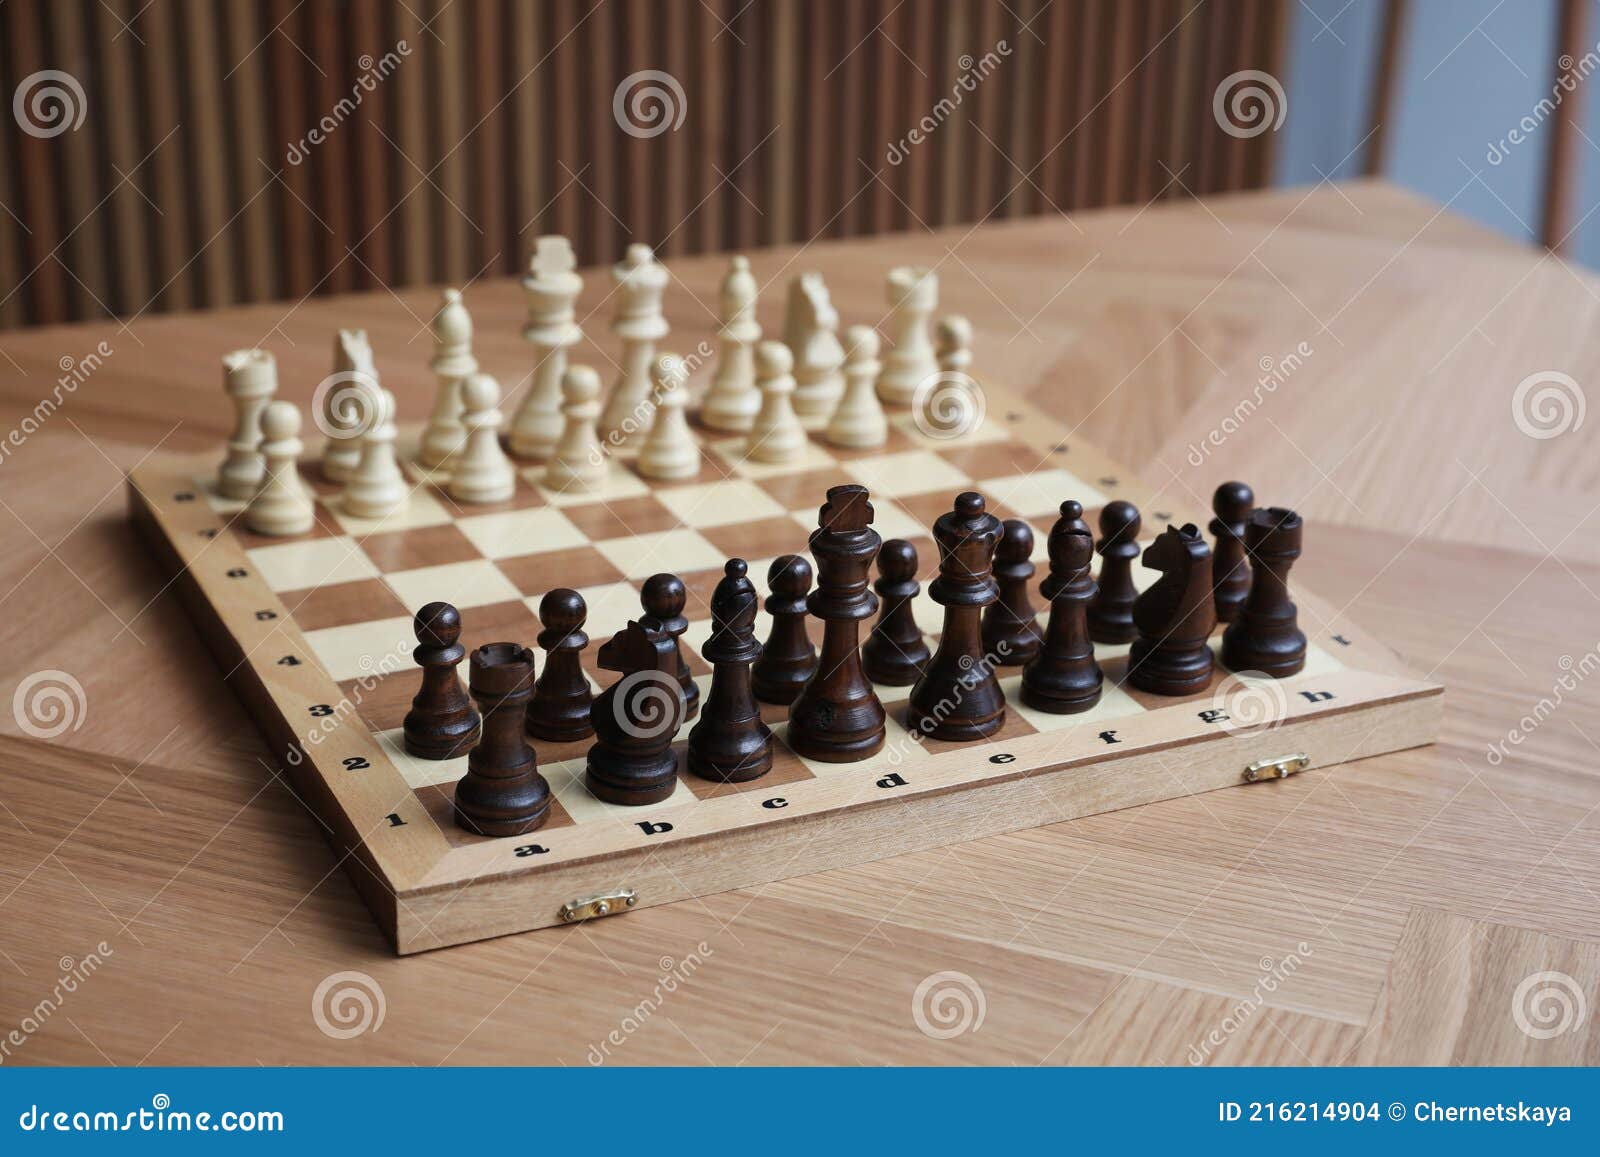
825,326,888,449
320,329,378,482
218,349,277,499
543,365,608,494
418,288,477,469
687,560,774,782
746,341,806,464
788,485,887,762
1128,524,1217,696
344,387,409,519
1086,500,1141,644
637,355,700,480
404,602,481,759
511,236,584,460
982,518,1044,666
701,255,762,433
935,315,973,377
449,373,516,504
245,401,315,536
454,642,550,836
1210,481,1254,623
786,273,845,430
599,243,670,447
876,266,938,405
640,572,699,719
1220,507,1307,678
862,538,929,686
908,492,1007,740
1021,501,1103,713
586,620,685,806
526,588,594,743
752,554,818,705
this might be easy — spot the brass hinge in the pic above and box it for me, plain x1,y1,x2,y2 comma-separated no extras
1241,753,1310,783
559,889,638,923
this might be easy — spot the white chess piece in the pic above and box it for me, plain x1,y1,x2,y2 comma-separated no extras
511,236,584,460
217,349,278,500
786,273,845,430
876,266,939,405
321,329,378,482
246,401,315,536
746,342,806,465
449,374,517,504
417,289,477,469
344,387,409,519
700,255,762,433
935,315,974,378
543,365,608,495
599,243,669,447
637,355,700,481
825,327,888,449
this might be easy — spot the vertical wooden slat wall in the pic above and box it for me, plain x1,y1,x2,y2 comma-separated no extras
0,0,1289,329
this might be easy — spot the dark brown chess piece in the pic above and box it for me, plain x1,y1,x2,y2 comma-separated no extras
1210,481,1254,623
1127,524,1217,696
1021,501,1103,713
981,518,1044,665
752,554,818,705
1086,500,1141,644
453,643,550,836
1220,507,1307,678
526,588,594,743
403,601,481,759
862,538,930,686
640,572,699,719
586,620,685,805
908,492,1007,741
687,560,773,782
787,485,888,762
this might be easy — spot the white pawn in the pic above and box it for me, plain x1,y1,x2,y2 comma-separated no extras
449,374,516,504
418,289,477,469
246,401,315,537
786,273,845,430
825,327,888,449
876,266,938,405
322,329,377,481
746,342,806,465
700,256,762,433
511,236,584,460
638,355,700,481
599,243,670,447
344,387,409,519
543,365,608,495
218,349,278,500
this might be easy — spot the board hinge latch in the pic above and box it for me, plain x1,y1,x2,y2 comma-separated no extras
559,889,638,923
1241,753,1310,783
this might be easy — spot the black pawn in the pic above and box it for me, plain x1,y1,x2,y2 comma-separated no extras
1220,507,1307,678
454,643,550,836
586,620,685,805
526,588,594,743
752,554,818,705
1021,501,1103,713
1210,481,1253,623
863,538,930,686
640,573,699,719
404,601,481,760
688,560,773,782
981,518,1044,665
1086,500,1141,644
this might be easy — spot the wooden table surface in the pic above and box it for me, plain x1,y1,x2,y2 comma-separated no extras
1,180,1597,1065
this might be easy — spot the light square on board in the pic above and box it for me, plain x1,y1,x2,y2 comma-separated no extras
844,450,971,498
302,615,416,682
247,535,379,593
977,468,1108,520
455,506,586,560
787,712,919,779
546,756,696,825
1000,673,1148,733
594,527,725,580
891,412,1009,447
787,498,926,543
385,558,524,611
529,459,651,506
654,478,788,528
559,580,648,643
376,728,465,790
327,489,454,535
709,435,837,479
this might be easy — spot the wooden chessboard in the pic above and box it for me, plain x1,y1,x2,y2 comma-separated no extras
126,378,1442,953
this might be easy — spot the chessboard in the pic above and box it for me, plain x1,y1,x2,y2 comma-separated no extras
128,389,1440,954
